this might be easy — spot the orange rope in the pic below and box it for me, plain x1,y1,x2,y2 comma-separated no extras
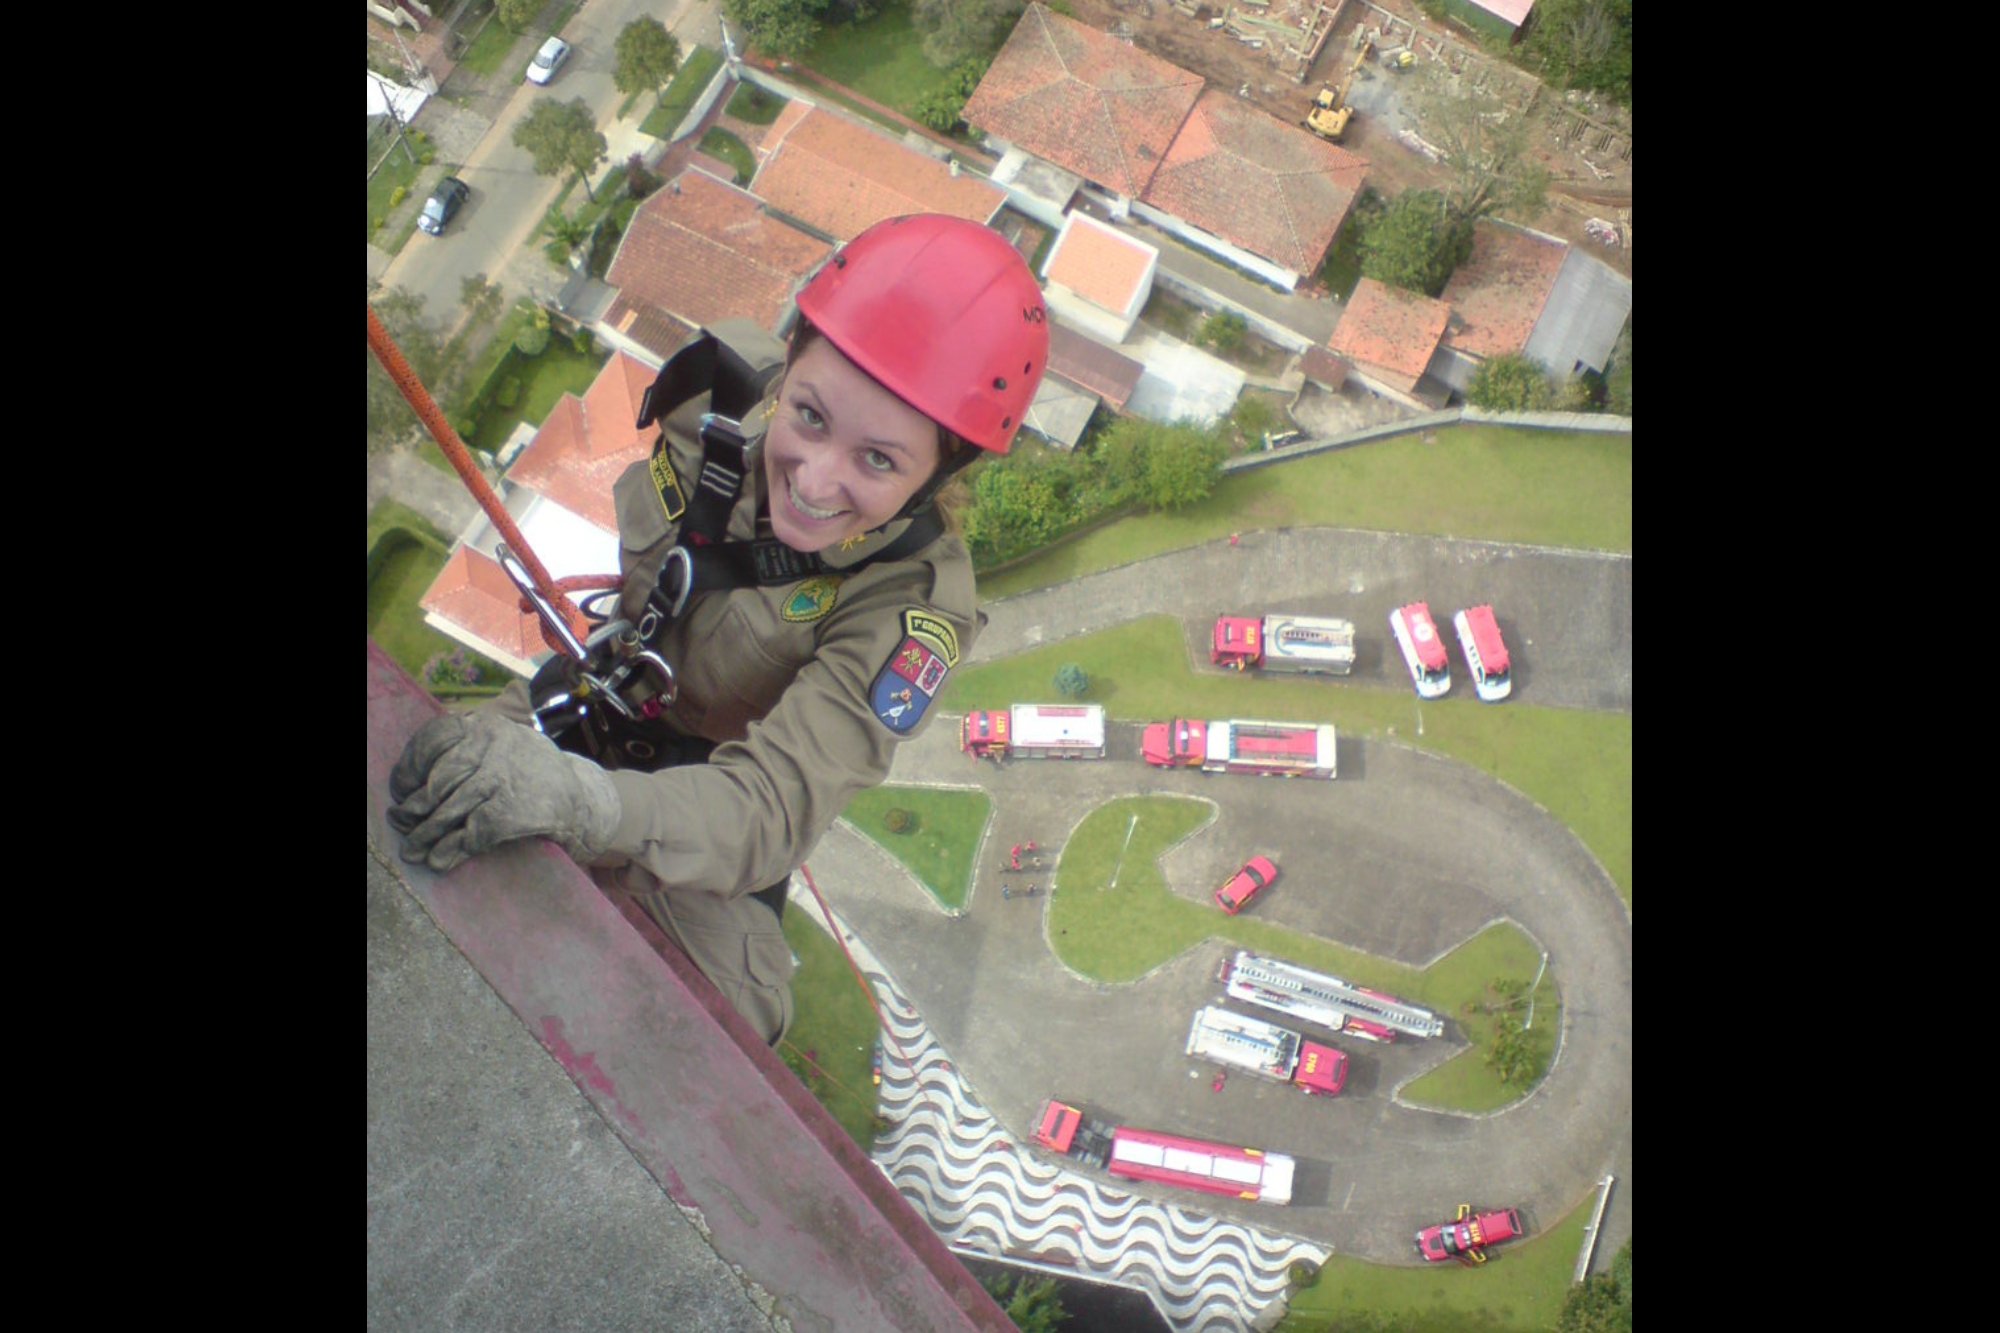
367,303,593,654
797,862,914,1066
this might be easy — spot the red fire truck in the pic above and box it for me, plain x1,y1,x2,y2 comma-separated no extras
1031,1099,1297,1204
1140,718,1336,779
1185,1005,1347,1095
961,703,1107,761
1452,605,1511,702
1211,613,1356,676
1389,602,1451,699
1219,950,1444,1041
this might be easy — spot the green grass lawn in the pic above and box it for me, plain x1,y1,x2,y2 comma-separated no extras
974,424,1634,601
804,1,1000,116
457,14,523,76
463,334,610,455
838,787,990,911
368,134,421,240
782,902,892,1148
698,127,755,185
1280,1187,1595,1333
726,81,788,124
641,45,723,138
942,617,1631,910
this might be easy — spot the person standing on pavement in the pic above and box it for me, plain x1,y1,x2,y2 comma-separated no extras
387,215,1049,1046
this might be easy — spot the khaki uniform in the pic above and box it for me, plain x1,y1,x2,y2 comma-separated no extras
495,360,981,1044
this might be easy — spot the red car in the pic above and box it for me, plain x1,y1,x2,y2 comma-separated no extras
1215,856,1277,914
1415,1205,1524,1265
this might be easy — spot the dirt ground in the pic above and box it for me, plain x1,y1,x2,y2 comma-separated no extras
1058,0,1632,274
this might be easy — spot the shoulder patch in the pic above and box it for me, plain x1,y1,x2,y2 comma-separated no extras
648,432,687,523
781,575,843,623
869,609,958,735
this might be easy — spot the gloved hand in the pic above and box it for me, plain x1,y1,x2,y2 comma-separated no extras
387,711,622,873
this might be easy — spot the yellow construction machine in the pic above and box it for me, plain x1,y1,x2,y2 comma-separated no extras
1305,41,1370,142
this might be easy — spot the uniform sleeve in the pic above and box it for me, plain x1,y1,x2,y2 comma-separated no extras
591,558,977,901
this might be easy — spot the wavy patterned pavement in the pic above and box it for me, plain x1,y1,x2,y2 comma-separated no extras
793,895,1327,1333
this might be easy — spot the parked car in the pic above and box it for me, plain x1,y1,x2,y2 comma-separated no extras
416,176,470,235
1214,856,1278,914
526,36,572,85
1415,1204,1524,1264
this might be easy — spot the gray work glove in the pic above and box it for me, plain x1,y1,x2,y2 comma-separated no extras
387,711,622,873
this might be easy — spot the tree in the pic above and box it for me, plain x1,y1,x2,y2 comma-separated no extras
1522,0,1633,106
976,1271,1065,1333
541,210,593,268
1484,1011,1538,1089
496,0,540,33
963,460,1066,560
368,280,447,454
1360,189,1468,297
458,272,505,329
911,57,989,132
1097,417,1227,514
722,0,828,63
1053,664,1088,698
1467,354,1553,412
912,0,1019,68
613,18,683,105
1412,67,1549,236
513,98,609,201
1556,1272,1631,1333
1197,309,1247,354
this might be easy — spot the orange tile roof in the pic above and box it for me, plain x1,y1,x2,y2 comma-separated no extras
960,4,1204,198
1438,220,1569,359
505,351,669,533
1043,214,1155,315
751,104,1005,242
1141,89,1368,276
418,546,554,662
1327,278,1451,390
605,168,829,333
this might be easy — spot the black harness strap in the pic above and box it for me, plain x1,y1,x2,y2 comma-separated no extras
638,333,780,549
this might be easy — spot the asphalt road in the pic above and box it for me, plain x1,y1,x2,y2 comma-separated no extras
816,526,1632,1266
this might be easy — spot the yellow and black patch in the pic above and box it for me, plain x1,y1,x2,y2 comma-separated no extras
901,610,960,668
780,575,843,623
647,433,687,523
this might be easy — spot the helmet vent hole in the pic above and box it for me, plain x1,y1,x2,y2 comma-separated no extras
993,377,1007,390
832,254,846,268
1002,416,1012,429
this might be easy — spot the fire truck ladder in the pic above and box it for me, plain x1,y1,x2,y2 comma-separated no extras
1197,1015,1297,1074
1231,955,1444,1039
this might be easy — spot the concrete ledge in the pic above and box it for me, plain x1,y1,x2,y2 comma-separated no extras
366,639,1012,1332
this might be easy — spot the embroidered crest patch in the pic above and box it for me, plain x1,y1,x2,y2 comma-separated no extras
648,433,687,523
869,610,958,734
781,575,843,623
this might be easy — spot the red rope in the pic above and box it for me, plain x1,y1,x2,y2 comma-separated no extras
796,863,915,1066
367,303,593,655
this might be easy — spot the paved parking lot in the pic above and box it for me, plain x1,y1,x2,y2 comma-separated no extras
816,526,1632,1267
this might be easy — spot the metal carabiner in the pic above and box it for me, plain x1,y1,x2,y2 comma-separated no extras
496,543,588,661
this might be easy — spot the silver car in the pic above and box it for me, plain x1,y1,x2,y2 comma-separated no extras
526,37,571,85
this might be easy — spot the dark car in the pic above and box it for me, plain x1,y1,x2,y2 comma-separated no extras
417,176,470,235
1415,1205,1524,1265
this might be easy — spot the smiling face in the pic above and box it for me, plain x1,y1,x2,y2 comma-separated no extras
761,332,943,553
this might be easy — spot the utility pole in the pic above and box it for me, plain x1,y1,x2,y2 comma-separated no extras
1108,813,1138,891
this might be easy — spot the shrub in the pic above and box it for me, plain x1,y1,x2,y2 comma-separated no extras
372,216,385,231
389,185,408,208
515,325,551,356
1287,1259,1321,1289
572,328,595,355
1054,664,1089,698
1198,310,1247,354
884,808,914,834
494,376,522,409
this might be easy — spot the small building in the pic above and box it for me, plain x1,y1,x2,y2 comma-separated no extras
1041,212,1158,344
1433,219,1632,395
1325,278,1454,409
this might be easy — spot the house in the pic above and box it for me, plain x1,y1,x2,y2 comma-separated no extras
1040,212,1158,344
1028,322,1148,450
960,5,1367,291
1433,219,1632,395
1325,278,1454,409
599,167,829,363
1133,87,1368,292
417,349,682,675
749,101,1006,243
1443,0,1537,43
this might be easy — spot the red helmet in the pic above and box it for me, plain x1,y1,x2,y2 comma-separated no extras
794,214,1048,454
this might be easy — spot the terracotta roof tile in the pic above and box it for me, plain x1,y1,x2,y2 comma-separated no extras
1046,321,1145,409
1327,278,1451,389
751,104,1005,242
1043,213,1156,316
1141,89,1368,276
1438,220,1569,359
1298,344,1348,389
504,351,670,532
605,167,828,333
960,4,1204,197
602,292,699,365
418,546,550,662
